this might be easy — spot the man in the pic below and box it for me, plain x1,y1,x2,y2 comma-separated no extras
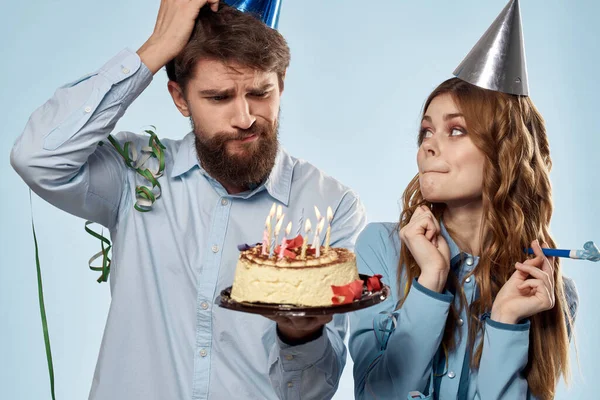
10,1,366,399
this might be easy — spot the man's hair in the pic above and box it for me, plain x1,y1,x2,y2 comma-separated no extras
165,1,290,91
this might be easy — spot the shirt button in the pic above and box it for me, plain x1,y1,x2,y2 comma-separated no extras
466,257,474,266
221,198,229,206
201,302,209,310
287,382,294,388
448,371,456,379
84,106,92,113
465,276,472,283
457,318,464,326
211,245,219,253
199,348,207,357
284,354,294,361
122,67,130,74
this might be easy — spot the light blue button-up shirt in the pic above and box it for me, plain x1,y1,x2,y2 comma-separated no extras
10,48,367,400
345,222,578,400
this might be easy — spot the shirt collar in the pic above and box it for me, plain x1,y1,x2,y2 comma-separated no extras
171,132,199,178
263,147,295,206
171,132,295,205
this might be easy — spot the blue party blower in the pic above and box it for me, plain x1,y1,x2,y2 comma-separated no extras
524,241,600,262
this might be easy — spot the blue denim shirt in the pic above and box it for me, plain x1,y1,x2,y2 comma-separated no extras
347,222,577,399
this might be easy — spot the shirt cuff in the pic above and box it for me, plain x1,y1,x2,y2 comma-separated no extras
276,327,330,372
486,317,531,332
99,48,150,85
411,278,454,303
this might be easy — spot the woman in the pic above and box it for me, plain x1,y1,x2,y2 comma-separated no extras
349,78,578,400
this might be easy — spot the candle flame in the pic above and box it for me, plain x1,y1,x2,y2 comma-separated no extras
305,218,312,233
269,203,276,217
285,221,292,236
314,205,322,221
327,206,333,221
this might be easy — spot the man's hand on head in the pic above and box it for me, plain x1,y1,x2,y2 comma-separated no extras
137,0,220,74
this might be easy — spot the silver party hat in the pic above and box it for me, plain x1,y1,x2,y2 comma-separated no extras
453,0,529,96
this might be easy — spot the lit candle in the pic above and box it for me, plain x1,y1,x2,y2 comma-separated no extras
325,206,333,252
300,218,312,259
313,218,325,257
276,205,283,222
262,215,270,256
272,214,285,257
278,222,293,259
312,217,324,249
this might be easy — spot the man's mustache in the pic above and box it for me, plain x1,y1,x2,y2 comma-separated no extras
217,124,265,142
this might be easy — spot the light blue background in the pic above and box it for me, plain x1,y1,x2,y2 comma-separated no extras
1,1,597,399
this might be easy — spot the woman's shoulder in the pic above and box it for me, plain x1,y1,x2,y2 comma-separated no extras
355,222,401,278
356,222,400,251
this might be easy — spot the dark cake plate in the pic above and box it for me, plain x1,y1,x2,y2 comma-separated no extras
216,274,390,317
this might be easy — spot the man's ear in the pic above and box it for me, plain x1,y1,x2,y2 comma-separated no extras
167,81,190,117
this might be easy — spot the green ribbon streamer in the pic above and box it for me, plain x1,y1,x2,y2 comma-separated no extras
29,191,56,400
84,221,111,283
88,126,165,276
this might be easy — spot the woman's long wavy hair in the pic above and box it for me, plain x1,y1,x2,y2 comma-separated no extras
397,78,571,399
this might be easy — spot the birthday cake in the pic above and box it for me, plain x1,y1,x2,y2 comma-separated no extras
230,205,364,307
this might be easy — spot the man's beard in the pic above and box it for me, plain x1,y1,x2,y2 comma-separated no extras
192,117,279,191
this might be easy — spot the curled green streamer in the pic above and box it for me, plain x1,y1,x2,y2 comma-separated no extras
87,127,166,281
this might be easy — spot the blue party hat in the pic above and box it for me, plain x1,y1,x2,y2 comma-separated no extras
224,0,282,29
